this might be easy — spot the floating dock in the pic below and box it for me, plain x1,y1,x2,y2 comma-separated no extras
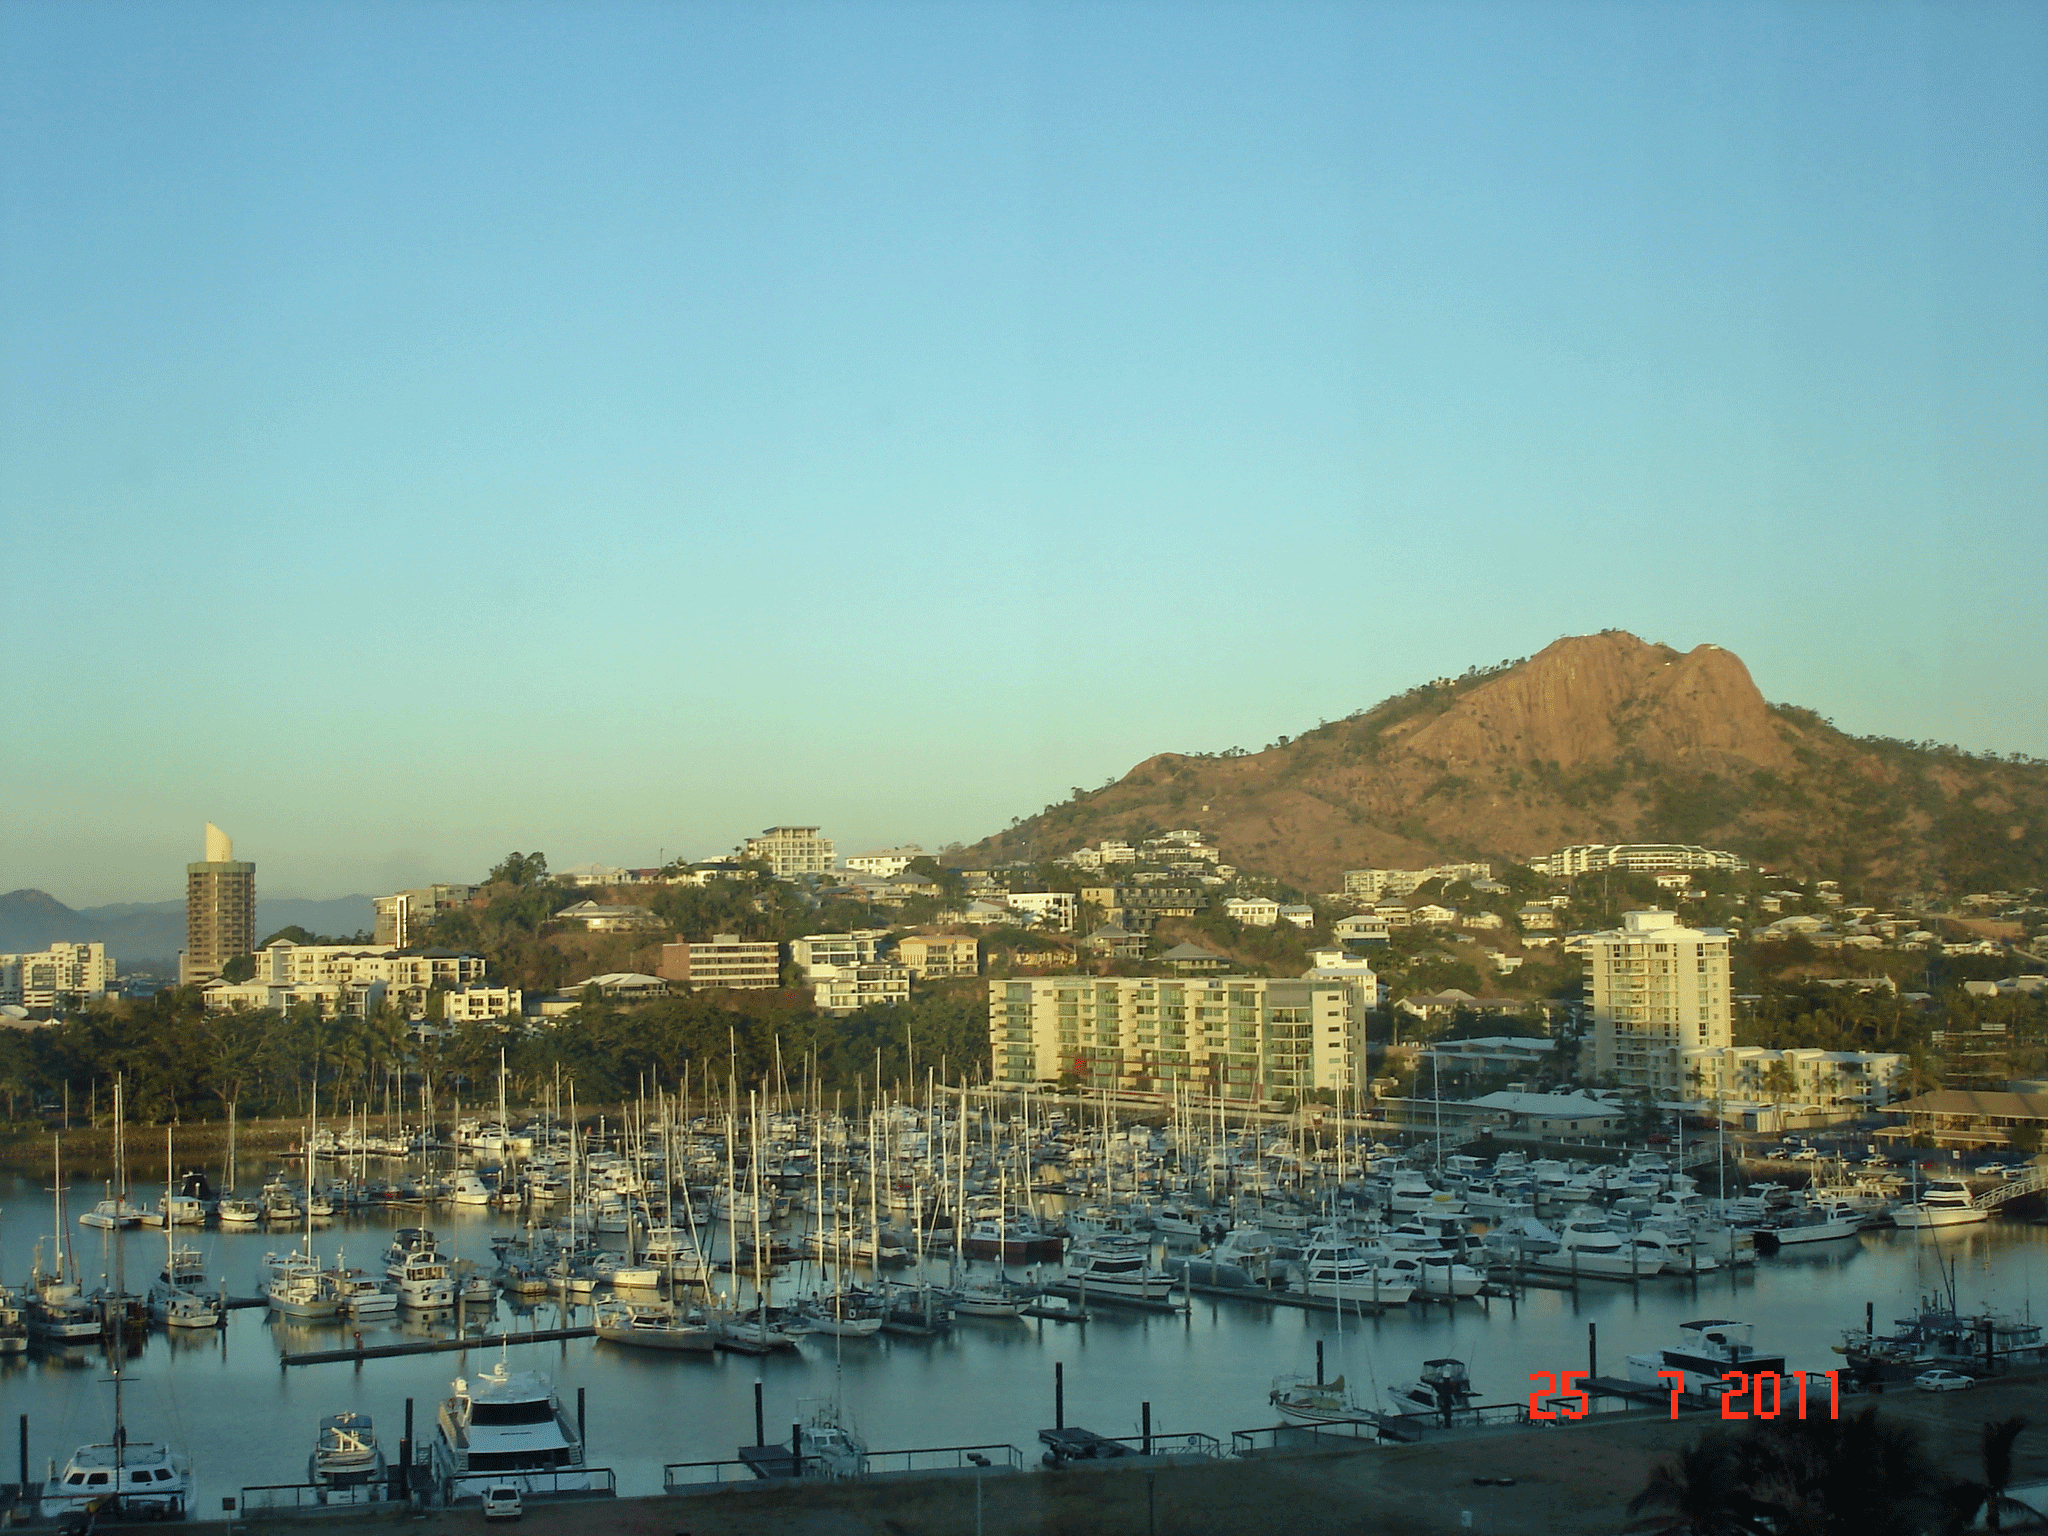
279,1326,593,1366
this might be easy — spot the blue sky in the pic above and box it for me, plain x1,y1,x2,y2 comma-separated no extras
3,0,2043,904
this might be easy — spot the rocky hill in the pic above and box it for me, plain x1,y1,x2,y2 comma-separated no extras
969,632,2048,896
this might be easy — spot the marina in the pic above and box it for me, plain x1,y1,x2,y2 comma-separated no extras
0,1096,2043,1516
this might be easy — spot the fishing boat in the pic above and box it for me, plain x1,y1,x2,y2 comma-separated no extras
333,1265,399,1317
593,1298,717,1352
431,1362,590,1500
310,1412,386,1488
1760,1199,1864,1248
1627,1318,1787,1396
385,1231,456,1308
1381,1358,1482,1425
217,1195,262,1226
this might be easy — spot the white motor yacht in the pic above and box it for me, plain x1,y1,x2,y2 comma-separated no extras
334,1266,399,1317
1363,1245,1486,1298
386,1232,456,1308
1891,1179,1988,1230
1763,1199,1864,1247
1294,1232,1414,1305
78,1193,145,1230
432,1363,589,1500
1381,1358,1482,1425
1063,1243,1178,1301
1541,1213,1643,1277
449,1170,494,1207
45,1441,190,1520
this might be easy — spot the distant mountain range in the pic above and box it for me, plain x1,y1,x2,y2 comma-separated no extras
969,631,2048,896
0,890,377,972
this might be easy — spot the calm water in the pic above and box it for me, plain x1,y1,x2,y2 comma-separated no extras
3,1175,2044,1505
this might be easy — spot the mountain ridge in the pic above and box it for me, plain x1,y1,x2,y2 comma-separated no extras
0,891,378,968
968,631,2047,895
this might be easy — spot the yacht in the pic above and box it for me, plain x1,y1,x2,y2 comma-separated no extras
28,1241,103,1342
1362,1245,1485,1298
948,1281,1028,1318
1063,1243,1177,1301
310,1412,386,1489
334,1266,399,1317
217,1195,262,1226
261,1182,305,1223
790,1401,867,1480
1269,1373,1367,1425
801,1287,886,1337
44,1344,190,1521
593,1299,717,1352
1761,1199,1864,1248
147,1244,224,1329
433,1363,589,1499
1169,1225,1278,1289
960,1212,1063,1263
79,1191,145,1230
267,1256,345,1319
0,1290,28,1354
1891,1179,1988,1230
1293,1232,1414,1306
1630,1224,1719,1274
1541,1213,1642,1277
386,1231,456,1308
1627,1318,1787,1396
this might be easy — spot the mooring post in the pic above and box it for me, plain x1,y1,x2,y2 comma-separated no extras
1142,1401,1152,1456
18,1413,28,1502
1316,1339,1325,1385
1055,1361,1065,1430
792,1423,803,1477
1588,1322,1598,1383
577,1386,586,1449
754,1381,765,1447
397,1397,413,1501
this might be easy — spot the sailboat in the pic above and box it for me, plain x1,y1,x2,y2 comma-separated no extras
148,1129,225,1328
267,1078,343,1319
43,1310,191,1519
29,1138,103,1342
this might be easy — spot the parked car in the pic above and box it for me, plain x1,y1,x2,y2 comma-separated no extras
1792,1148,1821,1162
1914,1370,1974,1393
1975,1162,2011,1176
481,1486,523,1521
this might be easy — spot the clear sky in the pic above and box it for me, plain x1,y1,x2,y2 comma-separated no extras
2,0,2044,905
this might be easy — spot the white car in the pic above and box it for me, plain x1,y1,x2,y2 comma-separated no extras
1976,1163,2010,1176
1792,1149,1821,1162
1914,1370,1974,1393
481,1486,523,1521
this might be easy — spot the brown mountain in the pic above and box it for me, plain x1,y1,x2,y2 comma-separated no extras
969,632,2048,896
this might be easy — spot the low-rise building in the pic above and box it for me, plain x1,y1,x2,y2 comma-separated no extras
1681,1045,1907,1112
1341,863,1492,900
1332,914,1391,945
566,972,671,1000
0,942,116,1007
813,963,912,1014
227,941,487,1018
1412,904,1458,927
1422,1036,1557,1077
790,931,892,980
204,977,389,1019
1278,905,1316,929
894,934,981,979
1081,923,1148,960
1531,844,1746,879
844,846,924,878
553,901,663,932
440,984,523,1024
1881,1089,2048,1150
657,935,781,990
1463,1090,1622,1138
1222,897,1281,927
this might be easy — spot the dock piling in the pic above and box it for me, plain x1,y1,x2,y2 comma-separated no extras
754,1382,765,1449
1055,1362,1065,1430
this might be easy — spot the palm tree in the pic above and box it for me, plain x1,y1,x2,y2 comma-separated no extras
1627,1434,1774,1536
1943,1416,2033,1534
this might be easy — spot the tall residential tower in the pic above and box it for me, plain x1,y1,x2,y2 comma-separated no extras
180,823,256,985
1586,910,1732,1093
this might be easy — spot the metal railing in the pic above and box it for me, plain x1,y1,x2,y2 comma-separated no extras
236,1482,398,1516
1231,1418,1382,1455
663,1459,763,1492
863,1444,1026,1476
442,1467,616,1504
1090,1431,1225,1460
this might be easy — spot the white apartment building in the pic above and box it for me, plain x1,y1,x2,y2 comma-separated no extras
739,826,836,879
895,933,982,979
0,943,116,1007
989,974,1360,1102
205,977,390,1019
1532,844,1747,879
1222,896,1281,927
813,963,912,1014
1303,948,1384,1012
790,931,892,980
1586,911,1733,1091
843,847,924,878
440,985,524,1024
224,942,489,1018
1680,1045,1907,1113
1004,892,1078,932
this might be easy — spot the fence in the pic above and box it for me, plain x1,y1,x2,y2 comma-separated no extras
1091,1431,1225,1461
235,1482,397,1517
441,1467,616,1504
666,1443,1027,1493
1230,1418,1382,1455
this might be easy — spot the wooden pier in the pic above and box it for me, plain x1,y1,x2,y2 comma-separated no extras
279,1326,593,1366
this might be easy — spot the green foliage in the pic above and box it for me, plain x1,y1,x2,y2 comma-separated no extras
488,851,551,887
219,953,257,983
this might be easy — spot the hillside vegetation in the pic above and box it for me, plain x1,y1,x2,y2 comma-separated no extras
969,631,2048,897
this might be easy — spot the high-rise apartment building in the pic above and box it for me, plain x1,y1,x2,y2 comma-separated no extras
990,974,1360,1102
1586,910,1732,1092
738,826,836,879
180,823,256,986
